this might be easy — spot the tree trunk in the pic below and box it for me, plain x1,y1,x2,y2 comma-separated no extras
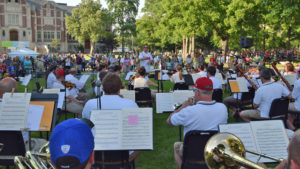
184,37,188,59
221,39,228,57
122,35,125,57
286,26,292,49
192,36,195,57
182,37,186,59
90,41,94,55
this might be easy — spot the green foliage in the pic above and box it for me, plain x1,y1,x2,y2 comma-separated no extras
66,0,111,54
50,39,61,52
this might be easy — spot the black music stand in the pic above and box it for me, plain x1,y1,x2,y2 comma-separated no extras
183,74,194,86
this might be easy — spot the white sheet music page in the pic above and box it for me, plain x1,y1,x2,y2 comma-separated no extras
43,89,60,94
173,90,194,105
26,104,44,131
121,108,153,150
91,110,122,150
236,77,249,92
250,120,289,163
156,93,174,113
120,90,135,102
57,92,65,109
219,123,259,162
0,93,31,130
22,74,32,86
283,74,297,86
125,72,136,80
79,75,90,85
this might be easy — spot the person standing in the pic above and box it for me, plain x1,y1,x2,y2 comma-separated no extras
139,45,153,73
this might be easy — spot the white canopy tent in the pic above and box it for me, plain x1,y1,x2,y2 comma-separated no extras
8,48,40,58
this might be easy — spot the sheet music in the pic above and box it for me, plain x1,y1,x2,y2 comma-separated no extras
0,93,31,130
26,105,44,131
283,74,297,85
121,108,153,150
91,110,122,150
216,73,225,84
43,89,60,94
250,120,289,163
120,90,135,102
125,72,136,80
236,77,249,92
22,74,31,86
79,75,90,85
173,90,194,105
219,123,259,162
191,74,201,83
57,92,65,109
156,93,174,113
228,80,240,93
91,108,153,150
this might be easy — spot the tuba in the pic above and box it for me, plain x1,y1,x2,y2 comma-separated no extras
204,133,282,169
14,142,56,169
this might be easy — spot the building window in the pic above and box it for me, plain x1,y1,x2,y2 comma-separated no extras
37,31,41,39
57,32,60,39
8,14,19,25
2,30,5,37
51,32,54,39
44,31,56,40
23,31,26,37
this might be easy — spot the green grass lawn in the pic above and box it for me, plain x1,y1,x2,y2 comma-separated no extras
15,72,277,169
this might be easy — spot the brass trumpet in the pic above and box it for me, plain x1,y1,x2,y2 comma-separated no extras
204,133,283,169
14,142,55,169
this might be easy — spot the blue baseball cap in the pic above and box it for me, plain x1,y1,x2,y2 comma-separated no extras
49,119,94,169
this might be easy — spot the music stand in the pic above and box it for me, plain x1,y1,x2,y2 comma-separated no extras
183,74,194,86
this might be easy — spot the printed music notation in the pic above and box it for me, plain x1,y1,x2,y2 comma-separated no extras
90,108,153,150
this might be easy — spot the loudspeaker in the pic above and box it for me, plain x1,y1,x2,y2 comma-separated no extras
240,37,253,48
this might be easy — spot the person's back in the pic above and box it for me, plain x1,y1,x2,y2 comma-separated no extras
134,77,148,88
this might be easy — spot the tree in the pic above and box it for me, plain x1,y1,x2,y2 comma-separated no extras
106,0,139,57
66,0,111,54
50,39,60,52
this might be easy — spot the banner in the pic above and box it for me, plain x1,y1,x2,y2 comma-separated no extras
1,41,30,48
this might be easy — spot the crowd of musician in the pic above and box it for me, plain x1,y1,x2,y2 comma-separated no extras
1,46,300,169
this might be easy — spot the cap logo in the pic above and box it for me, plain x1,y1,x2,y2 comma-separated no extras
61,145,70,154
205,85,212,89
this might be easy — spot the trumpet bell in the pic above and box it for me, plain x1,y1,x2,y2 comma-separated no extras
204,132,265,169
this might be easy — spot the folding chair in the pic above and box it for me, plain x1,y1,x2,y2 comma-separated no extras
181,130,218,169
94,151,135,169
269,97,289,121
135,88,152,107
0,131,26,168
212,89,223,103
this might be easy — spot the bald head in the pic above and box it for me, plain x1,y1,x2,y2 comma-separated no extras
288,130,300,168
0,78,18,98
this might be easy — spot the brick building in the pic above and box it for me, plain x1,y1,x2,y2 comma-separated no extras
0,0,83,53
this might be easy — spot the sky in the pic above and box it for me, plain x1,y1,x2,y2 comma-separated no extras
53,0,145,18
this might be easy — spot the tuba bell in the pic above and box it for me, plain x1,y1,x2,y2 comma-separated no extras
204,132,266,169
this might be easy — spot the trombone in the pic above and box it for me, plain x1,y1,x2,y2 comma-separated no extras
204,132,283,169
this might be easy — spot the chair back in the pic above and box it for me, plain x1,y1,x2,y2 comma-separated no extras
173,83,189,90
269,97,289,119
135,88,152,107
0,131,26,166
241,87,255,103
181,130,217,169
212,89,223,103
94,151,130,169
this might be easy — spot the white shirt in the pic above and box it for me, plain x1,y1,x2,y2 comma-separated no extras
134,77,148,88
52,81,78,98
0,98,2,110
65,74,84,90
171,101,228,136
139,51,153,73
254,81,290,118
47,72,57,89
170,72,185,83
197,71,207,78
292,79,300,111
209,76,222,89
82,95,138,120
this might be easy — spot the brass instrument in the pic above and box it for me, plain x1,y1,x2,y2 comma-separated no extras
14,142,55,169
204,133,283,169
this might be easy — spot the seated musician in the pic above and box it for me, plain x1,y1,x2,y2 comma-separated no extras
170,65,188,90
52,69,85,114
82,73,138,120
46,64,57,89
133,66,158,89
287,69,300,130
49,119,95,169
196,64,207,78
282,62,296,76
166,77,228,169
239,68,291,122
65,68,89,103
207,66,222,90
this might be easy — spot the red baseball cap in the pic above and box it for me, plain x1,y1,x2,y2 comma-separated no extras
193,77,213,91
56,69,65,77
